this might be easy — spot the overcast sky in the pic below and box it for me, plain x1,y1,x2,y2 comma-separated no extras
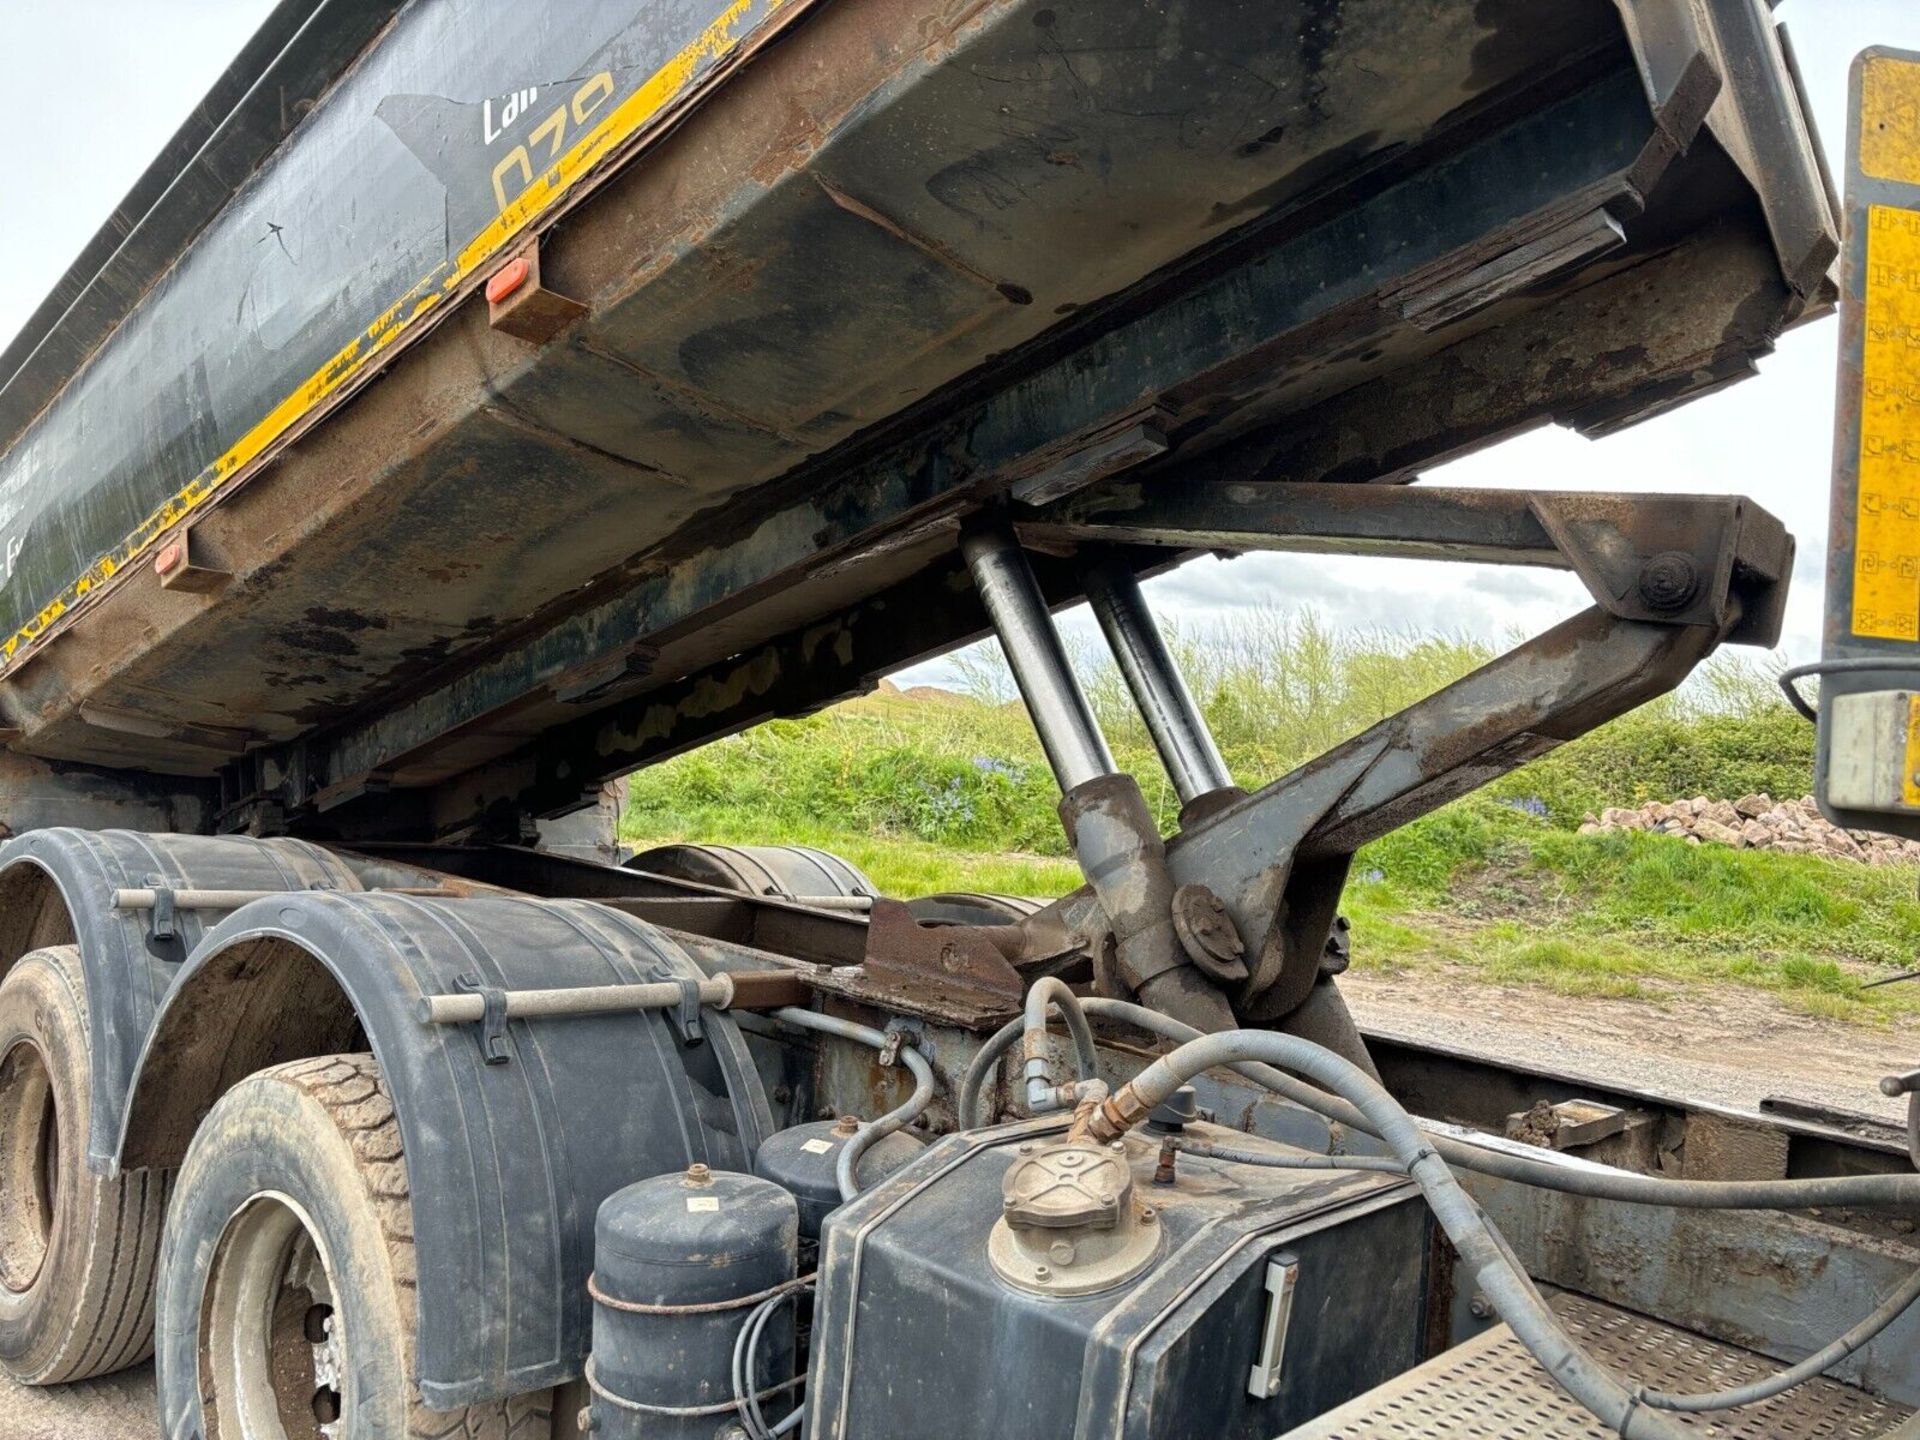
1,1,1917,690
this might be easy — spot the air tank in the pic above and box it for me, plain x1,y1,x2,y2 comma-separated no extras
588,1165,800,1440
754,1117,927,1243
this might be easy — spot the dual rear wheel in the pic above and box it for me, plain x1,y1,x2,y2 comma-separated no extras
156,1054,556,1440
0,949,561,1437
0,946,168,1386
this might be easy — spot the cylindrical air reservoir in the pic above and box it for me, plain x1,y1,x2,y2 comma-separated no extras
588,1165,800,1439
755,1117,927,1241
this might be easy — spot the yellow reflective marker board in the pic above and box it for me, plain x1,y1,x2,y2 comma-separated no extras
1863,53,1920,186
1855,205,1920,640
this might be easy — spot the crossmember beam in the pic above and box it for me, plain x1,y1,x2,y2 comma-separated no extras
1025,483,1792,645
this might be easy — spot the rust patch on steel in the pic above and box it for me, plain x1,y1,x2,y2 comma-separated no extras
862,898,1025,1009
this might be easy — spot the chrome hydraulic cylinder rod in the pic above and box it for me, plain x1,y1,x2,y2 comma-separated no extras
959,527,1116,791
1084,559,1232,804
962,525,1235,1034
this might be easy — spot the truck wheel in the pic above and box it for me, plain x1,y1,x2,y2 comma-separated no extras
155,1054,553,1439
0,944,169,1384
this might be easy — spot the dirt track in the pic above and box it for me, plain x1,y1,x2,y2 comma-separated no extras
1341,969,1917,1123
5,979,1916,1438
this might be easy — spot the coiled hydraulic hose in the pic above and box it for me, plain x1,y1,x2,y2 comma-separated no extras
731,1279,812,1440
1078,1029,1692,1439
1023,976,1101,1111
957,995,1099,1128
1079,997,1920,1212
1067,1006,1920,1427
772,1008,935,1200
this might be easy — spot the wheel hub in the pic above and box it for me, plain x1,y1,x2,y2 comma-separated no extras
201,1195,346,1440
0,1040,59,1295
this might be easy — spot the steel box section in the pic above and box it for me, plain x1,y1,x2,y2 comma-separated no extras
808,1120,1433,1440
116,891,774,1407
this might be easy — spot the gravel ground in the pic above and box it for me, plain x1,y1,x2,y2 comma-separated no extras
1,1363,155,1440
4,979,1912,1437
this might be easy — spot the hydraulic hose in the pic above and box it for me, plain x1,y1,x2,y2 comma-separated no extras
958,1018,1023,1130
1023,977,1099,1110
1077,1029,1690,1440
958,1005,1099,1130
772,1008,936,1200
1638,1265,1920,1414
1172,1138,1408,1175
731,1280,812,1440
1081,997,1920,1212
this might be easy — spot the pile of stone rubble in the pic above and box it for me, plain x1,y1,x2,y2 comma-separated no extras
1579,794,1920,865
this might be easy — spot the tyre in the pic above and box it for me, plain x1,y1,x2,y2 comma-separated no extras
0,944,169,1384
626,842,878,899
155,1054,554,1439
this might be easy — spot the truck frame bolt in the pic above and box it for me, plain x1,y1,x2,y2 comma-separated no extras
1637,552,1698,611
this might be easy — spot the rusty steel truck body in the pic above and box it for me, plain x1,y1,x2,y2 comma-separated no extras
1,2,1918,1437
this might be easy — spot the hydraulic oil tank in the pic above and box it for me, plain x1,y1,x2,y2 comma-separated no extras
589,1165,800,1439
755,1117,927,1241
805,1120,1436,1440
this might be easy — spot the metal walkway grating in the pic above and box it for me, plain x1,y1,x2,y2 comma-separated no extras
1285,1292,1915,1438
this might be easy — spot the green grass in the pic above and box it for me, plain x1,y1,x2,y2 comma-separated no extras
622,620,1916,1026
1343,800,1920,1023
621,814,1081,899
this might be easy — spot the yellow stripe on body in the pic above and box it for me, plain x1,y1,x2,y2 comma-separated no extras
1,0,784,667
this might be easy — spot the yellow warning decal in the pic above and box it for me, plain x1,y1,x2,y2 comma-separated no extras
1862,54,1920,186
1852,206,1920,641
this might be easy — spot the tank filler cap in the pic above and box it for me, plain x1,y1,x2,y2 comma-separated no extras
1001,1140,1131,1231
991,1137,1161,1296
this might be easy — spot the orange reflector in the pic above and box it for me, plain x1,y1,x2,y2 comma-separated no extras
156,542,184,576
486,257,532,305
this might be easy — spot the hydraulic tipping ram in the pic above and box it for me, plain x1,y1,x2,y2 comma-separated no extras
991,482,1791,1037
961,527,1240,1036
